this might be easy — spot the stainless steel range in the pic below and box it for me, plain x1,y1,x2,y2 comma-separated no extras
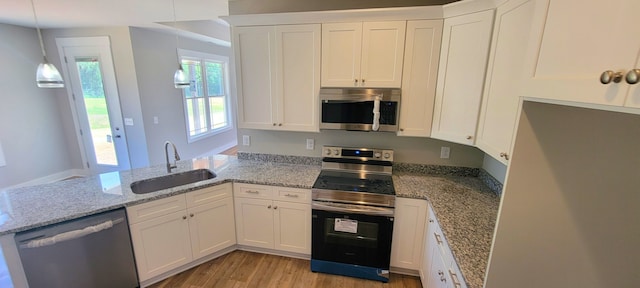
310,146,395,282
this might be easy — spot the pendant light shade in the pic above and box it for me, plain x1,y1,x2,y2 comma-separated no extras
31,0,64,88
36,60,64,88
172,0,189,89
173,65,190,88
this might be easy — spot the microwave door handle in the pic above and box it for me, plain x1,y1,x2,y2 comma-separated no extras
372,95,381,131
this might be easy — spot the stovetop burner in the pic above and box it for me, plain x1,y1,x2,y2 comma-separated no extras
312,170,395,195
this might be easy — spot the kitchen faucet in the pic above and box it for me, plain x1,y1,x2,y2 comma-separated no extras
164,141,180,173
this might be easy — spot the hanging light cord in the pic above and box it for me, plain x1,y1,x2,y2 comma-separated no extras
30,0,48,61
172,0,181,68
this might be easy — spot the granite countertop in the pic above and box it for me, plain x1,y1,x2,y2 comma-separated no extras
394,172,500,288
0,155,499,288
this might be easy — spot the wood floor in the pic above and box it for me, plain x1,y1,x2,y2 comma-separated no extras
149,250,422,288
220,146,238,156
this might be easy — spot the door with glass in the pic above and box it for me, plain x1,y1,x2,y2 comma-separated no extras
58,38,130,174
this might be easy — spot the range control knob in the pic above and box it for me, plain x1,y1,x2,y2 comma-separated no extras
374,152,382,158
333,149,340,156
383,153,391,159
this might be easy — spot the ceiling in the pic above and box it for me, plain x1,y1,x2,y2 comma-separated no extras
0,0,229,29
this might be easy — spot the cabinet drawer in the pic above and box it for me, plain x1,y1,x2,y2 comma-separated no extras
428,209,455,268
234,183,274,199
127,194,187,225
186,183,232,207
274,187,310,203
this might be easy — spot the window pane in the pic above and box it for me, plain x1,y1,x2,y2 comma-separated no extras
76,59,117,166
209,97,227,129
182,59,203,98
205,61,224,96
186,98,207,136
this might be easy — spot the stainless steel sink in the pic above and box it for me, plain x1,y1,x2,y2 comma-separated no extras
130,169,216,194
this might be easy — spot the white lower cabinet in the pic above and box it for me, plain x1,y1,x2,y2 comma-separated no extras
390,197,428,271
127,183,236,282
234,183,311,255
421,206,467,288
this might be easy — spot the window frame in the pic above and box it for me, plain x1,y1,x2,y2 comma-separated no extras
178,49,233,143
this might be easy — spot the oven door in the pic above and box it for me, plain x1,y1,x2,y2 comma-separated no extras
311,202,394,269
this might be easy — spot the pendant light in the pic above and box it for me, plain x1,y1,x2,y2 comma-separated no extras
172,0,189,89
30,0,64,88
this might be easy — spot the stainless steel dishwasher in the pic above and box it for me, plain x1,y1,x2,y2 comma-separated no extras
14,208,138,288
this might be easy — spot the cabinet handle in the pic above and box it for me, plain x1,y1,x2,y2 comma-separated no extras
284,193,299,198
438,270,446,282
434,233,443,245
190,213,194,218
449,269,462,288
499,152,510,160
362,79,365,84
600,70,624,84
278,123,282,126
182,216,187,220
429,219,434,223
626,69,640,84
246,190,259,194
273,206,278,210
273,123,276,126
466,136,473,140
399,128,404,132
354,79,358,84
267,205,272,209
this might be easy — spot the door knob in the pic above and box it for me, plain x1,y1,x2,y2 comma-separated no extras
600,70,623,84
626,69,640,84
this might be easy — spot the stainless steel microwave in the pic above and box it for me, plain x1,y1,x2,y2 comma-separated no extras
319,88,400,132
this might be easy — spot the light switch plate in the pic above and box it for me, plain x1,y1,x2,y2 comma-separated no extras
124,118,134,126
153,116,159,124
306,139,314,150
0,141,6,167
440,147,450,159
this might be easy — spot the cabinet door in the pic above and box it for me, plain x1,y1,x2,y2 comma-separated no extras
624,56,640,108
275,24,321,132
234,197,274,249
233,26,278,129
398,20,443,137
426,243,450,288
273,201,311,254
476,0,535,164
188,197,236,260
360,21,406,88
390,198,428,270
129,210,192,281
431,10,494,145
321,22,363,87
521,0,640,106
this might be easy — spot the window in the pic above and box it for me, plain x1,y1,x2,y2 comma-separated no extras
180,50,231,142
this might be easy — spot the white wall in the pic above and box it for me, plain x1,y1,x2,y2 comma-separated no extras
238,129,484,167
43,26,150,169
0,24,74,188
129,27,237,165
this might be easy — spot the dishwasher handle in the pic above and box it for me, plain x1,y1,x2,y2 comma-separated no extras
19,218,124,249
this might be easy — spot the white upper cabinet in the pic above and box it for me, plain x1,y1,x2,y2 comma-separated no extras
521,0,640,108
431,10,495,145
321,21,406,88
397,20,443,137
476,0,535,164
234,24,321,131
234,26,277,129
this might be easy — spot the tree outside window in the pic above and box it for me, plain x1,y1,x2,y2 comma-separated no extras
180,51,231,142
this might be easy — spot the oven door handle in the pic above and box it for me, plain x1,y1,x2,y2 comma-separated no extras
312,202,394,217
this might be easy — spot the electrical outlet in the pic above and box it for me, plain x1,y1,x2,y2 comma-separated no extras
306,139,314,150
153,116,159,124
0,141,6,167
242,135,251,146
440,147,450,159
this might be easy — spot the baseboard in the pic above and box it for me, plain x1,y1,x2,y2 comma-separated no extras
5,168,90,190
236,245,311,260
390,266,420,276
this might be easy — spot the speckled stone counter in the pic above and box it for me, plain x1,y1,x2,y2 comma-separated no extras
394,172,500,288
0,155,321,236
0,155,499,288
